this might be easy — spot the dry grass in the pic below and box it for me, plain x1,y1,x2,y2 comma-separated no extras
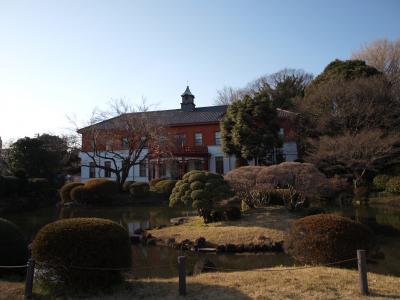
149,207,295,245
2,266,399,299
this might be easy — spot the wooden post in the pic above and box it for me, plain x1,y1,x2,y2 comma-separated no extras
24,259,35,299
178,256,186,296
357,249,369,295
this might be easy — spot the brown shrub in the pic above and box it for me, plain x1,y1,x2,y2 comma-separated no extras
59,182,83,203
286,214,375,264
225,162,332,206
70,179,118,204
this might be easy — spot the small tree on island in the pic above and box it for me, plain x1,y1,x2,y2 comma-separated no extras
221,93,282,165
169,170,234,223
75,99,173,191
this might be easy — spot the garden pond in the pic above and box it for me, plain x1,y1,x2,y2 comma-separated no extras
2,200,400,278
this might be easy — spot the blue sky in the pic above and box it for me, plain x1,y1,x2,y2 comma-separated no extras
0,0,399,143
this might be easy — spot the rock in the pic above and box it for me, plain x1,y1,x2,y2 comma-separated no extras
225,243,237,253
170,217,190,225
166,237,176,247
194,237,207,248
130,234,142,244
156,225,166,229
257,235,268,241
216,245,226,253
193,258,216,275
271,241,284,252
134,228,145,235
146,238,157,246
180,239,193,250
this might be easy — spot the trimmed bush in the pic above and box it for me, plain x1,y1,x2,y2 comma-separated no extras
122,181,135,193
153,179,178,197
70,179,118,204
224,207,241,221
286,214,375,264
60,182,83,203
32,218,131,289
0,176,21,197
0,218,28,272
386,176,400,194
129,182,150,197
149,178,166,187
170,171,235,223
373,175,391,191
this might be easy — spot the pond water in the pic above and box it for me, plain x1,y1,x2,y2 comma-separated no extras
2,200,400,278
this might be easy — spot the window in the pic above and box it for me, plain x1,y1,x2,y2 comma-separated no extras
160,162,167,177
215,156,224,174
89,162,96,178
278,128,285,139
104,161,111,178
175,133,186,146
139,160,147,177
121,137,129,149
194,160,202,170
194,132,203,146
214,131,221,145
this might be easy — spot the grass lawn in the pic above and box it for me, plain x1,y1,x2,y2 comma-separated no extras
149,206,296,245
1,266,399,299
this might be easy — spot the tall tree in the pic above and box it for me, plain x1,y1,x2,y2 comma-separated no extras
8,134,68,178
77,99,172,191
221,93,281,165
352,38,400,87
306,130,400,192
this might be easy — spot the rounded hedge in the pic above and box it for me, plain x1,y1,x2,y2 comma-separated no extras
0,218,28,271
32,218,132,288
373,175,390,191
153,179,178,197
286,214,374,264
70,179,118,204
122,181,135,192
60,182,83,203
170,171,235,222
129,182,150,197
386,176,400,194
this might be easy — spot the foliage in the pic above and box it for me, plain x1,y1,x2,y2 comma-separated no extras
0,176,22,197
8,134,69,178
225,163,331,208
306,130,400,192
286,214,375,264
373,175,391,191
60,182,84,203
305,59,380,97
70,179,118,204
221,93,281,165
386,176,400,194
0,218,28,271
352,37,400,88
224,207,241,221
129,182,150,197
122,181,135,192
149,178,166,187
31,218,131,289
153,179,178,197
169,170,234,222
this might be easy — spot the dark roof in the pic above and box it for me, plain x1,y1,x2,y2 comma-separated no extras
181,86,194,97
78,105,297,132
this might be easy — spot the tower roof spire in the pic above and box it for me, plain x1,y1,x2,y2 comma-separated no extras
181,86,194,97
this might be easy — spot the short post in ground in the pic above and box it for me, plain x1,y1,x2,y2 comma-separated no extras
25,258,35,299
178,255,187,296
357,249,368,295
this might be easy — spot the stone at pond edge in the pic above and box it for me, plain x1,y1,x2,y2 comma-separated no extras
193,258,216,275
194,237,206,249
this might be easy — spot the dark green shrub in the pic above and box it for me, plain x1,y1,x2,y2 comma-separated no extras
0,218,28,273
122,181,135,193
153,180,178,197
286,214,375,264
149,178,165,187
170,171,235,223
224,207,241,220
70,179,118,204
373,175,390,191
129,182,150,197
32,218,131,289
60,182,84,203
386,176,400,194
0,176,21,196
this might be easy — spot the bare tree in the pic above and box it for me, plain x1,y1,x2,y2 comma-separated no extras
72,99,173,190
306,130,400,192
214,86,246,105
352,38,400,87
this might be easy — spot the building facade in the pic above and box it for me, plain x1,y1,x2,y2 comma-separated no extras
79,87,298,182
